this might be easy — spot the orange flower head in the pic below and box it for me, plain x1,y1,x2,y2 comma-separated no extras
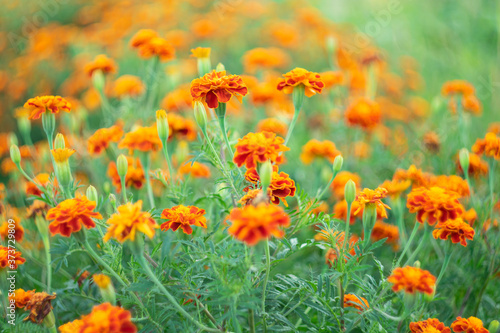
321,71,344,89
113,75,145,98
423,131,441,153
238,189,267,206
59,319,84,333
26,173,54,197
92,274,111,289
51,148,75,163
245,166,296,206
0,246,26,269
190,70,248,109
324,232,359,266
429,175,470,198
256,118,288,137
103,201,159,243
441,80,475,96
138,37,175,62
277,67,324,97
160,205,207,235
24,95,71,119
179,161,211,179
432,218,475,247
233,131,289,169
0,218,24,242
387,266,436,295
46,196,102,237
451,317,488,333
472,132,500,160
190,47,211,59
78,303,137,333
300,139,340,164
331,171,361,200
167,113,197,141
130,29,158,48
379,179,411,198
344,294,369,312
9,288,35,309
243,47,290,73
24,292,56,323
108,157,144,192
409,318,451,333
407,187,465,225
353,188,390,218
227,203,290,246
84,54,117,77
118,126,162,153
371,220,399,249
345,97,381,131
161,85,193,112
457,153,488,178
87,125,124,155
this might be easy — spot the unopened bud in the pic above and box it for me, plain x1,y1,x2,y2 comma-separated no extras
8,133,18,146
54,133,66,149
92,70,105,92
459,148,469,175
17,117,31,139
156,109,169,142
93,274,116,305
488,320,499,333
109,194,117,209
216,62,225,72
413,260,421,268
259,160,273,192
333,155,343,173
117,154,128,179
86,185,98,203
325,35,336,56
344,180,356,204
194,101,207,131
10,145,21,165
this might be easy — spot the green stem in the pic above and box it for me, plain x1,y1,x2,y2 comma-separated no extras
343,202,352,254
489,159,496,219
141,153,155,209
317,170,339,200
404,223,429,267
44,239,52,293
218,116,234,159
261,239,271,314
435,243,453,287
249,309,256,333
339,277,345,332
121,177,128,203
162,144,175,183
284,108,300,147
395,222,419,269
394,197,407,247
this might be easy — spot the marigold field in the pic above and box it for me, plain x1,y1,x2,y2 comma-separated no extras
1,0,500,332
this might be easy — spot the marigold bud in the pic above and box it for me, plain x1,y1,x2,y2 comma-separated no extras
344,180,356,204
259,160,273,192
93,273,116,305
488,320,499,333
413,260,421,268
109,194,117,209
156,109,169,142
292,83,305,111
17,117,31,139
54,133,66,149
175,141,189,165
10,145,21,165
325,35,336,57
194,101,207,132
216,62,225,72
117,154,128,179
92,69,105,92
333,155,343,173
8,132,18,146
86,185,98,203
42,112,56,138
459,148,470,175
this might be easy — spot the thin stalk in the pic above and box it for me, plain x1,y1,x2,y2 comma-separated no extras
121,177,128,203
249,309,256,333
43,238,52,293
284,109,300,147
488,159,496,219
339,277,345,332
317,170,339,200
162,143,175,183
394,222,419,269
435,243,453,287
343,202,352,254
261,239,271,313
404,223,429,266
141,153,155,209
394,196,407,247
218,116,234,158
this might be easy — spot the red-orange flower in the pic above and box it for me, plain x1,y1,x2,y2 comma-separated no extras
46,196,102,237
441,80,475,96
393,165,432,188
0,218,24,242
24,95,71,119
407,187,465,225
345,97,381,131
277,67,324,97
409,318,451,333
331,171,361,200
379,179,411,198
387,266,436,295
24,292,56,323
9,288,35,309
84,54,117,77
429,175,470,198
256,118,288,137
244,166,296,206
233,131,289,169
179,161,211,179
26,173,57,197
113,75,145,98
432,218,475,246
353,188,390,218
344,294,369,312
300,139,340,164
190,70,248,109
0,246,25,269
130,29,158,48
451,317,488,333
472,132,500,160
138,37,175,62
371,221,399,249
167,113,197,141
108,157,144,192
227,203,290,246
118,126,162,153
457,153,488,178
160,205,207,235
243,47,290,74
87,125,124,155
59,319,84,333
78,303,137,333
324,232,360,267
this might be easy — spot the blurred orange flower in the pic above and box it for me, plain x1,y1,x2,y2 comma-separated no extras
256,118,288,137
78,303,137,333
113,75,145,98
24,95,71,119
457,153,488,178
119,126,162,153
233,131,289,169
104,201,158,243
344,294,369,312
0,246,25,269
300,139,340,164
371,220,399,249
277,67,324,97
87,124,123,155
432,218,474,246
345,97,381,131
9,289,35,309
46,196,102,237
330,171,361,200
243,47,289,73
472,132,500,160
84,54,117,77
409,318,451,333
387,266,436,295
407,187,465,225
160,205,207,235
167,113,197,141
108,157,144,192
190,70,248,109
451,317,488,333
179,161,211,179
379,179,411,199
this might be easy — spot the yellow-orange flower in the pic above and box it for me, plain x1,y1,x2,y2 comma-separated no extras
190,70,248,109
243,47,290,74
24,95,71,119
441,80,475,96
393,165,432,188
407,187,465,225
331,171,361,200
9,288,35,308
51,148,75,163
161,85,193,112
103,201,159,243
0,245,26,269
244,166,296,206
321,71,344,89
84,54,117,77
344,294,369,312
130,29,158,48
108,157,144,192
233,131,289,169
24,292,56,323
238,189,267,206
167,113,197,141
300,139,340,164
190,47,211,58
59,319,84,333
0,218,24,242
472,132,500,160
379,179,411,198
277,67,324,97
457,153,488,178
179,161,211,179
78,303,137,333
92,274,111,289
256,118,288,137
429,175,470,198
118,126,162,152
160,205,207,235
371,220,399,249
387,266,436,295
113,75,145,98
432,218,475,246
409,318,451,333
451,317,488,333
227,203,290,246
87,125,123,155
139,37,175,62
345,97,381,131
353,188,390,218
46,196,102,237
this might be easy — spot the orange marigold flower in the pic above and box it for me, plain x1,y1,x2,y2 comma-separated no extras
113,75,145,98
27,200,50,219
190,70,248,109
441,80,475,96
451,317,488,333
300,139,340,164
462,208,477,226
344,294,369,312
87,125,124,155
227,203,290,246
118,126,162,153
179,161,211,179
324,232,359,267
26,173,57,197
167,113,197,141
138,36,175,62
393,165,432,188
51,148,75,163
423,131,441,153
108,157,144,192
321,71,344,89
24,95,71,119
371,220,399,250
59,319,84,333
429,175,470,198
457,152,488,178
130,29,158,48
345,97,381,131
233,131,289,169
0,218,24,242
78,303,137,333
244,166,296,206
331,171,361,200
243,47,290,74
387,266,436,295
256,118,288,137
379,179,411,198
160,205,207,235
432,218,475,246
353,188,390,218
472,132,500,160
9,288,36,309
276,67,324,97
92,274,111,289
407,187,465,225
84,54,117,77
24,292,56,323
238,189,267,206
191,47,211,59
161,85,193,112
103,201,159,243
409,318,451,333
0,246,26,269
46,196,102,237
